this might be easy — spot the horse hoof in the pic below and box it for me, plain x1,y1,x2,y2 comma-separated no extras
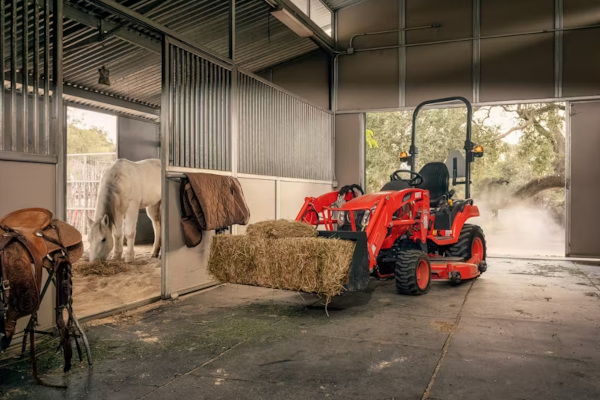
124,255,134,263
151,253,159,258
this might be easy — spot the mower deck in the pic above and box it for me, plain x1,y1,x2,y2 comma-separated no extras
429,257,481,282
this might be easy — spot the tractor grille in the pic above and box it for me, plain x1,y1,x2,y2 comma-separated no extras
338,210,368,232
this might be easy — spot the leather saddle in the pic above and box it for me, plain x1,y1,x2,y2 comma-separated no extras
0,207,83,267
0,208,83,363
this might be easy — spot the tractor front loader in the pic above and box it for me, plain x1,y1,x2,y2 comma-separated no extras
296,97,487,295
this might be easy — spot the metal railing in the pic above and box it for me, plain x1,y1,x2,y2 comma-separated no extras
66,152,117,235
238,72,334,181
1,0,54,156
167,41,232,171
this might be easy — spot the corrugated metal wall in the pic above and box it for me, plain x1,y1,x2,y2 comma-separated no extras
167,42,232,170
1,0,54,155
238,72,333,181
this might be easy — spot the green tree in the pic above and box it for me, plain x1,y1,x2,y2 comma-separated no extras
67,122,116,154
366,103,565,223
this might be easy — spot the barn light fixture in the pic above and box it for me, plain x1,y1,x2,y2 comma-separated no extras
98,65,110,86
270,8,313,38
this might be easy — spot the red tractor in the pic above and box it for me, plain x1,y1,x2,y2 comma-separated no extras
296,97,487,295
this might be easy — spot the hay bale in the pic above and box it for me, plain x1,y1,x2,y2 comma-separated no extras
208,235,355,298
208,235,259,285
73,260,129,277
246,219,317,239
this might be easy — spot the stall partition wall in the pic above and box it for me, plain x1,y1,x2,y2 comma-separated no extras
568,101,600,257
0,162,57,331
0,0,62,334
162,38,334,297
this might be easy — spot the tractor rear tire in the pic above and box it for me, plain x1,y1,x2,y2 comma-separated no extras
447,224,486,270
395,250,431,295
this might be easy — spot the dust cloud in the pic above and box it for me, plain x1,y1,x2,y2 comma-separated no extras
471,201,565,257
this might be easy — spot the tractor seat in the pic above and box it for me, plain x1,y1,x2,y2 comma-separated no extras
416,162,450,205
380,180,410,191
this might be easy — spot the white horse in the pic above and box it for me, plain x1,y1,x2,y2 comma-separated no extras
87,158,161,262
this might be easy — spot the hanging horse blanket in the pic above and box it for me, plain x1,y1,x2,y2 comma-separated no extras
180,173,250,247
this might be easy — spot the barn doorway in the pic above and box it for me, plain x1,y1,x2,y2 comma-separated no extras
366,102,566,258
66,106,161,317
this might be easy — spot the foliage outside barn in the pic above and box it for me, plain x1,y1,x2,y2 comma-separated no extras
366,103,566,257
66,116,117,236
365,103,566,225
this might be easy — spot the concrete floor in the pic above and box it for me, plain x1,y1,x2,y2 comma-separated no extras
1,258,599,400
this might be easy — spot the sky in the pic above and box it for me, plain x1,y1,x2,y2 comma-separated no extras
474,106,522,145
474,104,566,146
68,106,118,143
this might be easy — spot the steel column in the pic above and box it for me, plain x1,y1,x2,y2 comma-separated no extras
43,0,50,154
228,0,235,61
472,0,480,103
21,0,28,152
554,0,564,98
0,0,4,151
33,0,40,153
160,36,171,299
53,0,65,218
564,101,571,256
399,0,406,108
10,0,17,151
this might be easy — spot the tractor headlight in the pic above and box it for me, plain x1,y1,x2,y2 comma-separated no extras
361,210,371,229
337,211,347,229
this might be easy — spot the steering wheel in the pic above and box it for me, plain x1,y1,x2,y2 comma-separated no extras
338,184,364,200
390,170,424,186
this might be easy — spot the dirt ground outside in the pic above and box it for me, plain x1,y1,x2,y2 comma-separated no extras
72,244,161,318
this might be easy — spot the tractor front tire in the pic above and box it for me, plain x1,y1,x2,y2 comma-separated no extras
395,250,431,295
447,224,487,269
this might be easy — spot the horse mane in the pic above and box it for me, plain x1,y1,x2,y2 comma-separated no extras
95,163,122,228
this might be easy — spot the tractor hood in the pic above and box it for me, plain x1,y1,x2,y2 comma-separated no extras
339,190,409,209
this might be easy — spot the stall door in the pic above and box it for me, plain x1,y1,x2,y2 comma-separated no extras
117,116,160,244
569,101,600,257
161,37,232,297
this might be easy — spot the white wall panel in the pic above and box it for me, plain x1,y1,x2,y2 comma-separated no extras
0,161,56,334
164,179,215,296
279,181,334,220
237,178,276,233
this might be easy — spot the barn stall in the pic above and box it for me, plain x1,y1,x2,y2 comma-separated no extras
1,0,335,319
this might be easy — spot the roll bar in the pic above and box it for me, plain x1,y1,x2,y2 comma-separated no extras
409,96,474,199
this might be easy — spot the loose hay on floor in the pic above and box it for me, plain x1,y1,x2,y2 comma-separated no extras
245,219,317,239
208,235,355,299
73,260,129,276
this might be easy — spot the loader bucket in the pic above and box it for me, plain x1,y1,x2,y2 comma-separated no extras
317,231,370,292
